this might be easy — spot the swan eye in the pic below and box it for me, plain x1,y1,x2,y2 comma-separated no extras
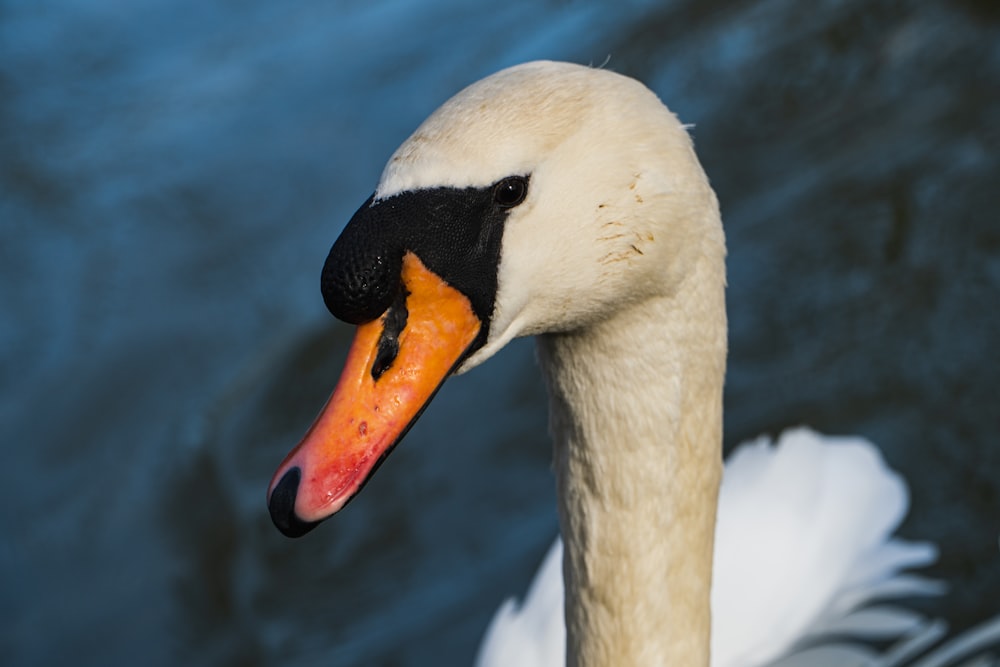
493,176,528,208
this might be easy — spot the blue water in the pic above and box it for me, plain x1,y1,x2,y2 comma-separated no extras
2,0,998,665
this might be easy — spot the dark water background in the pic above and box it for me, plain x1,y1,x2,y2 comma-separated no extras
2,0,998,665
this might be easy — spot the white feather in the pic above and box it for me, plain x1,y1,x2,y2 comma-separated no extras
477,429,942,667
711,429,937,667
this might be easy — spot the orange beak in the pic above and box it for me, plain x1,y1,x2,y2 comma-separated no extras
267,252,481,537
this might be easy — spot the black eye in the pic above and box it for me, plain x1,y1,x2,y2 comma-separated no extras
493,176,528,208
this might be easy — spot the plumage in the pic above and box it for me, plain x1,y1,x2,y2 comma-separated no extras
476,429,941,667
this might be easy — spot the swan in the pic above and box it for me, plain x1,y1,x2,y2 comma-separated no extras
266,61,950,665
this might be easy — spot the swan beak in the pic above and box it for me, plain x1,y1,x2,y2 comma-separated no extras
267,252,482,537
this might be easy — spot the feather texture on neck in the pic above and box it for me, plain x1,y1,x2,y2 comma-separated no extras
536,228,727,666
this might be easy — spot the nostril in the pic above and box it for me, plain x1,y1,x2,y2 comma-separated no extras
268,468,319,538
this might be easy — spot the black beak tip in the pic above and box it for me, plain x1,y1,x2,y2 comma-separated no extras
268,467,320,538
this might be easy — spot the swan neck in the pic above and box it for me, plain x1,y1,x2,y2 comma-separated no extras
537,264,726,667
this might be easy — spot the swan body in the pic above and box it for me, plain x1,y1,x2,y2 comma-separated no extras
268,61,962,666
476,428,940,667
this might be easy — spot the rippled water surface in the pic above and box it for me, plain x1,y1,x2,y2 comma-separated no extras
2,1,998,665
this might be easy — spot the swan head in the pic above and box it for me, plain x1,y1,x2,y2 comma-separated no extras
268,60,723,537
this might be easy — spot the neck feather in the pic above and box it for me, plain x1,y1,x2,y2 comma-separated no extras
536,250,726,667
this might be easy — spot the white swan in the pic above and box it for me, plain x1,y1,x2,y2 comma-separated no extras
266,61,975,665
